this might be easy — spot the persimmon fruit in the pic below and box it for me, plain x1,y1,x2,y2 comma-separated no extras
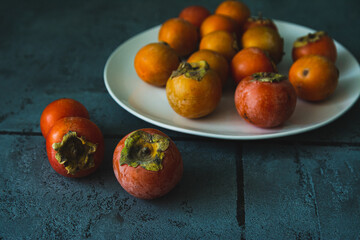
292,31,337,62
231,47,277,85
242,26,284,64
46,117,104,178
113,128,183,199
243,15,278,32
179,5,210,28
158,18,199,57
199,30,239,61
215,0,250,29
166,61,222,118
40,98,90,138
187,49,229,86
288,55,339,101
234,73,297,128
200,14,238,38
134,42,180,87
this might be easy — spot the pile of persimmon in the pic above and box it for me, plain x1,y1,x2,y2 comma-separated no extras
133,0,340,127
40,98,104,178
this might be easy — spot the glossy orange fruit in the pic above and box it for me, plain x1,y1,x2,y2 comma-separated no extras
200,14,238,38
199,30,239,61
158,18,199,57
187,49,229,86
179,5,210,28
134,42,180,87
215,0,250,29
166,61,222,118
46,117,104,178
288,55,339,101
40,98,89,138
231,47,277,85
242,26,284,64
292,31,337,62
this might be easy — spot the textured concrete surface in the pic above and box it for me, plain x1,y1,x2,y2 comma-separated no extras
1,0,360,239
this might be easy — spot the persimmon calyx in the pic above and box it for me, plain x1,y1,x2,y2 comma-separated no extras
120,130,170,171
52,131,97,175
170,60,209,81
293,31,326,48
252,72,287,83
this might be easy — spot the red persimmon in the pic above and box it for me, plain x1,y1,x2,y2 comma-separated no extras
292,31,337,62
40,98,89,138
46,117,104,178
231,47,276,85
179,5,210,28
113,128,183,199
234,73,297,128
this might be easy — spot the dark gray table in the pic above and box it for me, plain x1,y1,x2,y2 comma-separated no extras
1,0,359,239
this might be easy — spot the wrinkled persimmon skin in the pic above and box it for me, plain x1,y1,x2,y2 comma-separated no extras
234,75,297,128
200,14,238,38
166,68,222,119
215,0,250,29
158,18,199,57
292,32,337,62
40,98,89,138
46,117,104,178
231,47,276,85
188,49,229,86
134,42,180,87
242,26,284,64
113,128,183,200
289,55,339,101
179,5,210,28
199,30,238,61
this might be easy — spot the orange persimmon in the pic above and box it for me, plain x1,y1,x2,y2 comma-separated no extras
215,0,250,28
134,42,180,87
166,61,222,118
242,26,284,64
188,49,229,86
289,55,339,101
158,18,199,57
199,30,239,61
200,14,238,38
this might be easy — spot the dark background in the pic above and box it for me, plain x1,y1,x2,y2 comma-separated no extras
1,0,359,239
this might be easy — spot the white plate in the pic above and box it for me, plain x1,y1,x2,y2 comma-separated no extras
104,20,360,140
